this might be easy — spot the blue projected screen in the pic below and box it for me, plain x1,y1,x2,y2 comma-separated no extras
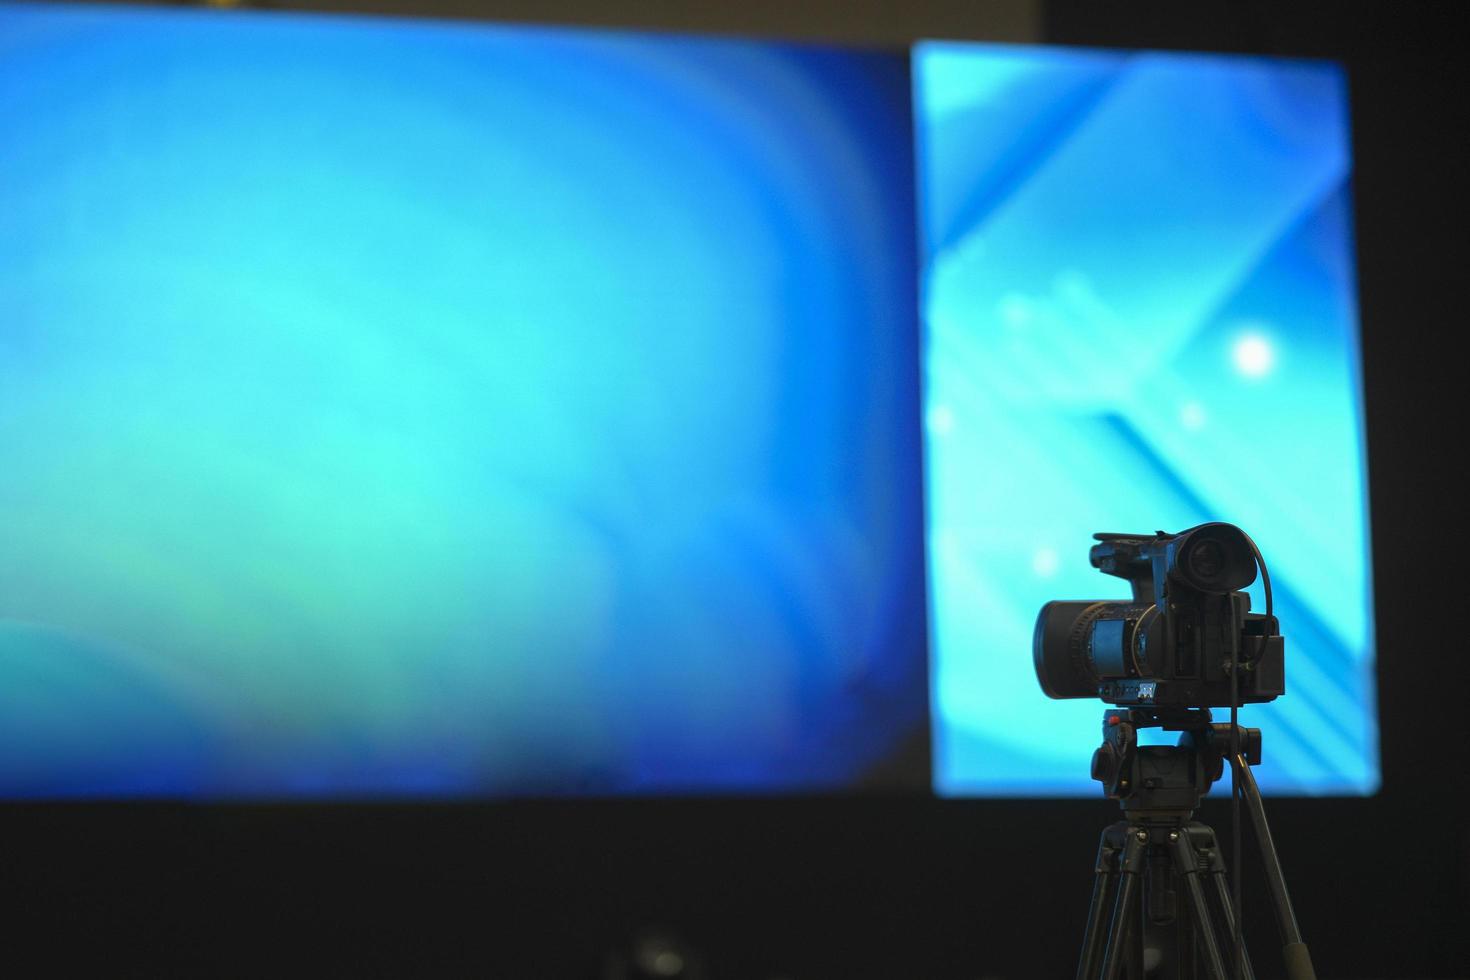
918,43,1376,796
0,4,927,798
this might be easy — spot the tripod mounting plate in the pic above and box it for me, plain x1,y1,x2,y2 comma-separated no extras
1091,708,1261,814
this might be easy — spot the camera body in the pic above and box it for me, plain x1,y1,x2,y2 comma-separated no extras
1033,523,1284,709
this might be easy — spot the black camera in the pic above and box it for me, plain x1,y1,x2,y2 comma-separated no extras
1033,522,1284,708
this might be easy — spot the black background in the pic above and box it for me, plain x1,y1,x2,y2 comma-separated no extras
4,2,1466,976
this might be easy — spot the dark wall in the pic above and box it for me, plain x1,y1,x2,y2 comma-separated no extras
4,3,1466,977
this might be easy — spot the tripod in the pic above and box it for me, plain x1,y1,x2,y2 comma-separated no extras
1075,708,1316,980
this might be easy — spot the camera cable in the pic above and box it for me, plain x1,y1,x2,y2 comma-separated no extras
1236,530,1274,980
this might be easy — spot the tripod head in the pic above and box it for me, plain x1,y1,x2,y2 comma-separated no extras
1091,707,1262,819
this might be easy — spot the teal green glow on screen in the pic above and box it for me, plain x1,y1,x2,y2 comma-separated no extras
0,4,927,797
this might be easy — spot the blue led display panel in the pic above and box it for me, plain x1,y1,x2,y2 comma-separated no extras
0,4,926,797
917,43,1376,795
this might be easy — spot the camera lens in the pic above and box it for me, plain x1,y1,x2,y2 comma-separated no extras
1033,601,1105,699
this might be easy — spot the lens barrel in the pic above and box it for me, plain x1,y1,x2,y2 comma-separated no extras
1034,600,1163,699
1033,601,1106,699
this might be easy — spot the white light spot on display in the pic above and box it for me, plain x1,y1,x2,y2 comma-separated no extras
1232,332,1276,379
1032,547,1059,578
1180,401,1207,430
927,404,955,435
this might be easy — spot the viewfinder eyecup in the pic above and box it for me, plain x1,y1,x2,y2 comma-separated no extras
1169,522,1256,594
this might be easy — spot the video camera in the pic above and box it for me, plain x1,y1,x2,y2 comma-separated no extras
1033,522,1284,709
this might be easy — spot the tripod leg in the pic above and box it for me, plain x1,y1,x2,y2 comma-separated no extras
1230,751,1317,980
1099,828,1147,980
1078,827,1123,980
1169,828,1231,980
1192,827,1255,980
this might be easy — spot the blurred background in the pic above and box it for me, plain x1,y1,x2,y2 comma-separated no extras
1,1,1464,976
0,5,927,798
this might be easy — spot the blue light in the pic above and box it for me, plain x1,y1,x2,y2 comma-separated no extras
918,42,1377,796
0,4,926,798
